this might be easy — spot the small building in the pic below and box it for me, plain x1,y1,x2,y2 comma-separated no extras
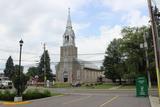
56,9,103,83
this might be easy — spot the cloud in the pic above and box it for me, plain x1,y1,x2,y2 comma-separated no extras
101,0,146,12
0,0,89,67
76,25,122,61
0,0,149,73
122,10,149,27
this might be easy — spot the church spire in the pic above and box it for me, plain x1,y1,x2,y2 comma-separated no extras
66,8,72,28
63,8,75,46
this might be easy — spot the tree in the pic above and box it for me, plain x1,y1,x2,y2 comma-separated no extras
4,56,15,79
12,65,29,95
37,50,53,81
26,67,38,78
103,39,124,84
103,26,156,84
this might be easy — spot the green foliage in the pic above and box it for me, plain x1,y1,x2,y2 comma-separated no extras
26,66,38,78
0,90,16,101
37,50,53,81
3,56,15,79
0,89,52,101
103,39,125,84
103,26,155,84
23,89,51,100
12,65,29,96
54,82,71,88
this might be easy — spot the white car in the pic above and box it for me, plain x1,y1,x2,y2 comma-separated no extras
0,77,13,89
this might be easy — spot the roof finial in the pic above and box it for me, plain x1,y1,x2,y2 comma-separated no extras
66,8,72,28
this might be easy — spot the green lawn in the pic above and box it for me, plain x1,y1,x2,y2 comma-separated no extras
79,83,117,89
119,85,136,89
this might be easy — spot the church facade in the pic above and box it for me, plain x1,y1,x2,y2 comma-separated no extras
56,9,103,83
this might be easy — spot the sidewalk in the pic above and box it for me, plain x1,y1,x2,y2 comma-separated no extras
149,96,160,107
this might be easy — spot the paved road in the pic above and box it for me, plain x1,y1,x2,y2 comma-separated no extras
1,88,153,107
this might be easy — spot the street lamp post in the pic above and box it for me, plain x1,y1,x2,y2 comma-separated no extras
14,39,23,102
18,39,23,96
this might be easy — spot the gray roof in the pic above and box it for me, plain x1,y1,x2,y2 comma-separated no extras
78,59,100,70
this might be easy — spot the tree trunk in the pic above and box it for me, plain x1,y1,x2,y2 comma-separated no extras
119,78,122,85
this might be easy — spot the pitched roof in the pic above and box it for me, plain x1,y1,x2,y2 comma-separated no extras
78,59,101,70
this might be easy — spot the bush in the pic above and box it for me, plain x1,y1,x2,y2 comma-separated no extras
0,89,52,101
12,72,29,96
0,90,16,101
23,89,51,100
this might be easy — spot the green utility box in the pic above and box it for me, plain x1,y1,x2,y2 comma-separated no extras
136,76,148,97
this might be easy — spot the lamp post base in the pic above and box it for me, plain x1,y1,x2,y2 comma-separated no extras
14,96,22,102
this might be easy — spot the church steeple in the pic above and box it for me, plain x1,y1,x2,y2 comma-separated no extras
63,8,75,46
66,8,72,28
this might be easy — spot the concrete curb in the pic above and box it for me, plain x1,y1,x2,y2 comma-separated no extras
2,101,31,105
149,96,160,107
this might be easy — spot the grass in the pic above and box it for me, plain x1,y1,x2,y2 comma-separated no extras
94,83,116,89
119,85,135,89
79,83,117,89
28,82,117,89
53,82,71,88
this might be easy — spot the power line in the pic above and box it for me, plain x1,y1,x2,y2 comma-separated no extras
0,48,39,55
50,53,106,56
0,48,106,56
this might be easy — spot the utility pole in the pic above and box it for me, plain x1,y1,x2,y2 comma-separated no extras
147,0,160,102
43,43,47,87
143,32,152,88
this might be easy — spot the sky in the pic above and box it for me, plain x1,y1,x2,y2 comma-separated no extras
0,0,159,73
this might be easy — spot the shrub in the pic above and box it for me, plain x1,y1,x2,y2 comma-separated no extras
0,90,16,101
12,72,29,96
0,89,52,101
43,90,51,97
23,89,51,100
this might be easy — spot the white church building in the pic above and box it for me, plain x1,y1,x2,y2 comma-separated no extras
56,9,103,83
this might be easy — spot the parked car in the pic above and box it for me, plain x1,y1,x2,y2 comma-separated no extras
0,77,13,89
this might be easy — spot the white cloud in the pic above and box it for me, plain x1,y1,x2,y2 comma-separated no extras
122,10,149,27
101,0,146,12
0,0,149,73
0,0,93,71
77,25,122,61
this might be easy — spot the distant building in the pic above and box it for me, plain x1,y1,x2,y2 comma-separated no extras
56,9,103,83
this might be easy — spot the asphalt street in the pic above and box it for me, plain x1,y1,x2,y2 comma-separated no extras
0,89,153,107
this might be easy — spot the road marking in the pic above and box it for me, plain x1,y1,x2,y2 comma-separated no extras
99,96,119,107
2,101,31,105
63,95,91,104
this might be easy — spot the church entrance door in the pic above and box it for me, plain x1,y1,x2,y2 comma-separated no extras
64,78,68,82
63,71,68,82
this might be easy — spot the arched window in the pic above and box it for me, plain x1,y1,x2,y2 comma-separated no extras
65,35,69,41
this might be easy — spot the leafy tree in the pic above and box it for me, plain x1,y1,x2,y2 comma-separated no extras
37,50,53,81
4,56,15,79
26,67,38,78
103,26,156,84
103,39,124,84
121,27,146,80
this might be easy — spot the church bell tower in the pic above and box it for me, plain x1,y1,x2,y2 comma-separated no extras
56,8,78,83
63,8,75,46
